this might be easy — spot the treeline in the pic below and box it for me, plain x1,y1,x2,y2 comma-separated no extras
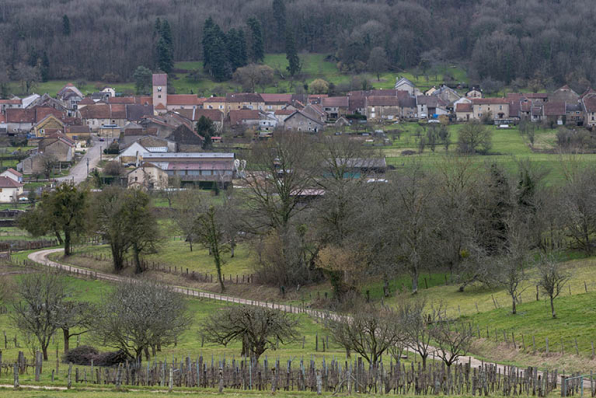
1,0,596,89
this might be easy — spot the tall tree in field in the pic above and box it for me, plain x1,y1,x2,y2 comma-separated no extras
194,205,229,292
93,187,131,272
11,272,66,360
285,29,301,77
272,0,286,49
196,115,215,149
122,189,160,274
62,15,71,36
19,183,87,256
247,17,265,63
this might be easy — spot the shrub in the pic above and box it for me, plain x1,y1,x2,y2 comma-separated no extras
63,345,98,365
93,350,129,367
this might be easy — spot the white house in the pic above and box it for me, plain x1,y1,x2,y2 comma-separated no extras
0,176,23,202
0,168,23,183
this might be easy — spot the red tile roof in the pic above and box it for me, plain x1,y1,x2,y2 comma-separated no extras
583,96,596,113
274,109,294,116
456,103,473,112
176,108,223,122
0,99,22,105
4,168,22,177
322,96,349,108
78,97,95,105
366,96,400,107
6,107,63,123
260,94,292,104
543,102,566,116
167,95,205,106
226,93,264,103
0,176,22,188
205,97,225,103
472,98,509,105
228,109,260,125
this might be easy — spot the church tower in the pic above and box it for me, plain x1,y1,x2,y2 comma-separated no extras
152,74,168,114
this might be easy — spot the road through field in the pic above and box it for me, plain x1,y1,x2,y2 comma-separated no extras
28,248,589,390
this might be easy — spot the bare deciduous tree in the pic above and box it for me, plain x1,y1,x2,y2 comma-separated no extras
201,305,298,360
94,280,191,361
10,271,66,360
430,319,474,367
56,302,95,354
329,304,404,364
536,255,571,319
194,205,229,292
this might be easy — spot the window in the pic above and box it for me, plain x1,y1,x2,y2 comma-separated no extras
157,87,162,92
158,95,161,99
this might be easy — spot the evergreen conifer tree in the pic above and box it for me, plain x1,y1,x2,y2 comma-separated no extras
285,30,300,77
247,17,265,63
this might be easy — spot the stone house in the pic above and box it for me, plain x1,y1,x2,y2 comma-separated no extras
471,98,510,120
321,97,349,119
38,136,75,162
127,163,169,190
365,96,401,121
455,102,473,121
226,93,265,113
284,111,325,132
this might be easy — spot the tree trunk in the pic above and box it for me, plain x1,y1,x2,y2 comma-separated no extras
550,296,556,318
411,275,419,294
54,230,64,245
111,243,125,272
64,229,71,256
63,329,70,354
133,244,143,274
144,346,150,361
189,239,193,252
42,344,49,361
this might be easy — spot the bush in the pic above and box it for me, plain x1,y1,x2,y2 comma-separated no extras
103,161,123,176
63,345,98,365
103,142,120,155
62,345,128,366
93,350,129,367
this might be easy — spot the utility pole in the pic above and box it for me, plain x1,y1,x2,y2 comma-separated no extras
86,157,90,176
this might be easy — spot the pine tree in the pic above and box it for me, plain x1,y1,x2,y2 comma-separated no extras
40,51,50,82
202,17,216,72
62,15,71,36
154,19,174,73
227,28,240,71
285,30,300,77
272,0,286,49
238,29,248,68
157,36,174,73
247,17,264,63
210,29,232,82
154,18,161,38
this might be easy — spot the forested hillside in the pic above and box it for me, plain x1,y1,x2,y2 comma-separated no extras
1,0,596,90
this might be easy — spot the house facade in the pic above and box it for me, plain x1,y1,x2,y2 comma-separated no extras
471,98,510,120
284,111,324,132
0,176,23,203
127,164,168,190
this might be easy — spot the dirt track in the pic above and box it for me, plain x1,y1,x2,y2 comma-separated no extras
28,248,585,388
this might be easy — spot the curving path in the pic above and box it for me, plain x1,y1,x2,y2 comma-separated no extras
29,248,588,389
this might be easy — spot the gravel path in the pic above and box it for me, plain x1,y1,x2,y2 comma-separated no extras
28,248,585,388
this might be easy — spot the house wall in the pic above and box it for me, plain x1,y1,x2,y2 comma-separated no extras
366,105,401,121
128,167,168,190
44,141,73,162
473,103,510,120
284,115,323,132
0,187,22,203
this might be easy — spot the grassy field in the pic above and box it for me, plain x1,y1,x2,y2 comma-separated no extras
15,54,466,97
376,122,596,185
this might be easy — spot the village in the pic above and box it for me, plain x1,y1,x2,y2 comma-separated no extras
0,72,593,198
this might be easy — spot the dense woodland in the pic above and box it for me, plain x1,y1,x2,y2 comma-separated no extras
1,0,596,89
